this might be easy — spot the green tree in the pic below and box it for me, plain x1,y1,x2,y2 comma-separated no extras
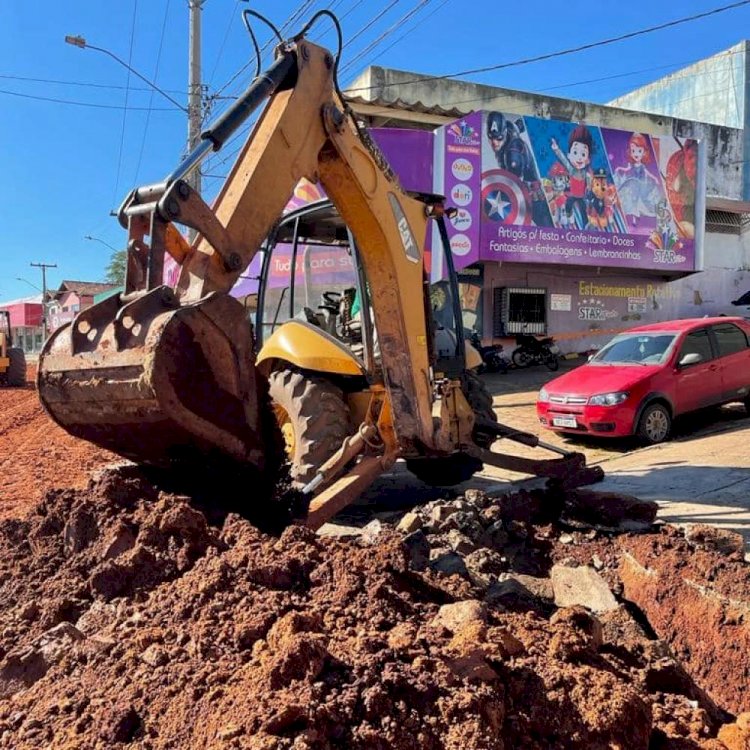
105,249,127,285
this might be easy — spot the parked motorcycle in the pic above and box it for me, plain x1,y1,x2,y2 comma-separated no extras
511,330,560,371
469,331,508,374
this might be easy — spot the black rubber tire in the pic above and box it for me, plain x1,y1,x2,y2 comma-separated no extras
544,351,560,371
6,348,26,387
636,402,671,445
268,368,351,488
512,347,532,368
407,371,498,487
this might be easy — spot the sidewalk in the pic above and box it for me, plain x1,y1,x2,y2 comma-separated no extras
349,358,750,545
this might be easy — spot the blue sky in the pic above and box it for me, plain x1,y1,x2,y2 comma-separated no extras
1,0,749,302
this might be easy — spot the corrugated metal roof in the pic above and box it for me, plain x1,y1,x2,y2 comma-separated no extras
345,94,469,119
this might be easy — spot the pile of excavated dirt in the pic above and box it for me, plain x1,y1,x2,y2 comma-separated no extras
0,466,747,749
0,388,116,521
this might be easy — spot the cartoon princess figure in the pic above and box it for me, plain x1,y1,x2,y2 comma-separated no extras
613,133,662,228
550,124,594,229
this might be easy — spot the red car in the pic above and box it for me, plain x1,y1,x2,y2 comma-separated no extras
536,317,750,444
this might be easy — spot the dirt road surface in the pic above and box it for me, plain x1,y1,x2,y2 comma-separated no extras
0,386,115,521
1,368,750,748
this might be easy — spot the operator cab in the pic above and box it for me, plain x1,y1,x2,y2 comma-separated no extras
256,199,468,378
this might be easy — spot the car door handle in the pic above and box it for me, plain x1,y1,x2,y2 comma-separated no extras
708,365,719,371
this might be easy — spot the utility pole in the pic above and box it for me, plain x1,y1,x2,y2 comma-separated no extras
188,0,204,196
30,262,57,341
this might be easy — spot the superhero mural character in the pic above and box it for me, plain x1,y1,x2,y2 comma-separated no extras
663,138,697,239
486,112,552,227
613,133,662,228
550,124,594,229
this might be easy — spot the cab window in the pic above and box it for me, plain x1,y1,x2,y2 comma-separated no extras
711,323,748,357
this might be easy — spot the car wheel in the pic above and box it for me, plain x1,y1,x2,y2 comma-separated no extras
637,402,671,445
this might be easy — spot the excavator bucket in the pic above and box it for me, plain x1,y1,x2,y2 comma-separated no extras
38,286,272,474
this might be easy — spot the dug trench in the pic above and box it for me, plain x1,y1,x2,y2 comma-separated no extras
0,461,748,749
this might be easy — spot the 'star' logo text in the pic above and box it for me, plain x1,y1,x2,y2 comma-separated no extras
448,120,480,147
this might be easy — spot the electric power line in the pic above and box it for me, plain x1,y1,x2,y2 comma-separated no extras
349,0,449,73
345,0,750,93
112,0,140,204
0,72,187,95
0,88,180,110
339,0,433,75
343,0,400,50
133,0,172,185
207,0,242,87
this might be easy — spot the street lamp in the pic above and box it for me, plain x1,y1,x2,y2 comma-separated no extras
84,235,118,253
64,35,188,113
15,277,41,294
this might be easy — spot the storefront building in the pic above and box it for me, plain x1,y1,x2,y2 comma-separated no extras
0,296,43,354
346,54,749,352
430,110,707,352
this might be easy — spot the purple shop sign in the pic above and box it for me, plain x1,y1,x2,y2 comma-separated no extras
468,111,699,273
370,128,434,194
432,111,484,278
480,224,695,272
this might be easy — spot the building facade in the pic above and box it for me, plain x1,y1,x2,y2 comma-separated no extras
345,56,750,352
0,280,118,355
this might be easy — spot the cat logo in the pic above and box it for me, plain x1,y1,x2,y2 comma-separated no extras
388,193,420,264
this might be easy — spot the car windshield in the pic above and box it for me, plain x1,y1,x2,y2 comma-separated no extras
591,332,677,365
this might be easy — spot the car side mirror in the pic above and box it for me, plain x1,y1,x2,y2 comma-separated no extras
678,352,702,367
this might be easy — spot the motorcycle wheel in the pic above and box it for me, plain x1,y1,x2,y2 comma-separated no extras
512,348,532,368
544,350,560,371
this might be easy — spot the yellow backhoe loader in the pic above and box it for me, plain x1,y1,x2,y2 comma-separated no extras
0,311,25,387
38,13,602,528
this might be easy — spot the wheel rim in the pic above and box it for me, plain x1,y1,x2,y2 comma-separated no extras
644,409,669,441
272,403,296,457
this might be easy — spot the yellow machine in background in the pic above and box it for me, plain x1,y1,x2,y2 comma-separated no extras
38,13,601,528
0,311,25,387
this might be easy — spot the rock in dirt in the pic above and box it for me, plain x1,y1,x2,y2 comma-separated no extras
486,573,554,611
551,563,619,613
430,550,468,577
717,713,750,749
401,529,430,571
685,524,745,558
396,511,422,534
433,600,487,633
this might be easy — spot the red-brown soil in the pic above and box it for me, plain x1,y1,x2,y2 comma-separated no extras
0,387,116,520
0,389,749,748
620,527,750,716
0,467,739,749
